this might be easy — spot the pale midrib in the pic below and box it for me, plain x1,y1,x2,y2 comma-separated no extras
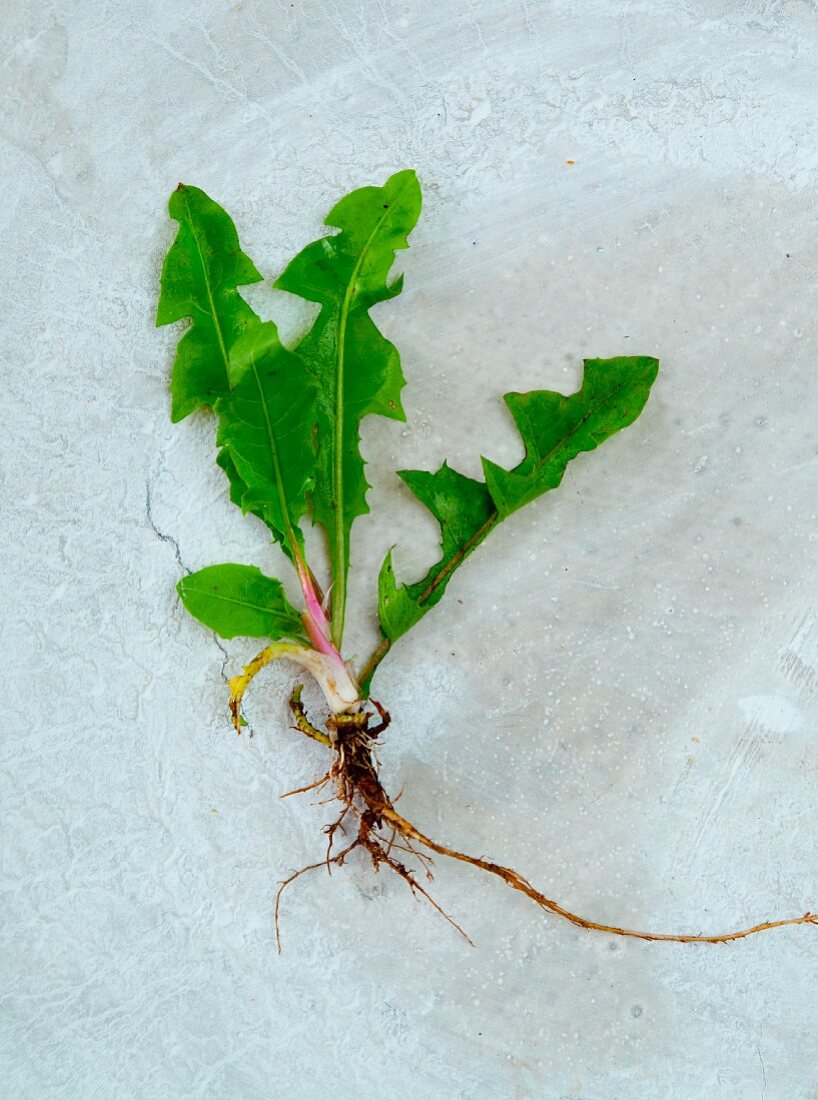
330,180,412,648
527,375,636,481
193,590,287,615
184,194,230,376
417,512,496,607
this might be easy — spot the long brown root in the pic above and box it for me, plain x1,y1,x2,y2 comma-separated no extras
376,803,818,944
274,690,818,949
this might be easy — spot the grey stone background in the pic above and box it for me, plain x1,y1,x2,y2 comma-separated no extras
3,1,818,1096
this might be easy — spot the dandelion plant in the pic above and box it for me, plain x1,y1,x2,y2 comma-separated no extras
157,170,816,948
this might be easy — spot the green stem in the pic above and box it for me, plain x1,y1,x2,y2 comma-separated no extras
359,636,390,696
329,183,413,649
330,279,350,649
330,245,369,650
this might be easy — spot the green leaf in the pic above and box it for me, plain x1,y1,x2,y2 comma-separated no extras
215,446,264,521
177,564,308,642
215,322,317,558
378,464,494,642
157,184,263,422
275,169,422,646
483,356,659,517
378,357,658,645
215,446,288,539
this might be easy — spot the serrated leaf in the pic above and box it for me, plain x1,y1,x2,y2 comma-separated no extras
378,357,658,646
157,184,263,422
378,464,494,642
177,564,308,642
215,322,317,557
275,169,422,645
483,356,659,517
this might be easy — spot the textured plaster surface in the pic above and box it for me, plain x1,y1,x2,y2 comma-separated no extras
3,1,818,1097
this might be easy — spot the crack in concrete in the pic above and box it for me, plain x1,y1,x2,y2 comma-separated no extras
145,478,189,576
146,477,231,685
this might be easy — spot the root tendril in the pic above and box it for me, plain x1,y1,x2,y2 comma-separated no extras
271,690,818,951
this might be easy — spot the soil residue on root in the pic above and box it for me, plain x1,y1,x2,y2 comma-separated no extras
273,689,818,951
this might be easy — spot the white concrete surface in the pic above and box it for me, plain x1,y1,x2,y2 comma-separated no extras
3,1,818,1097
